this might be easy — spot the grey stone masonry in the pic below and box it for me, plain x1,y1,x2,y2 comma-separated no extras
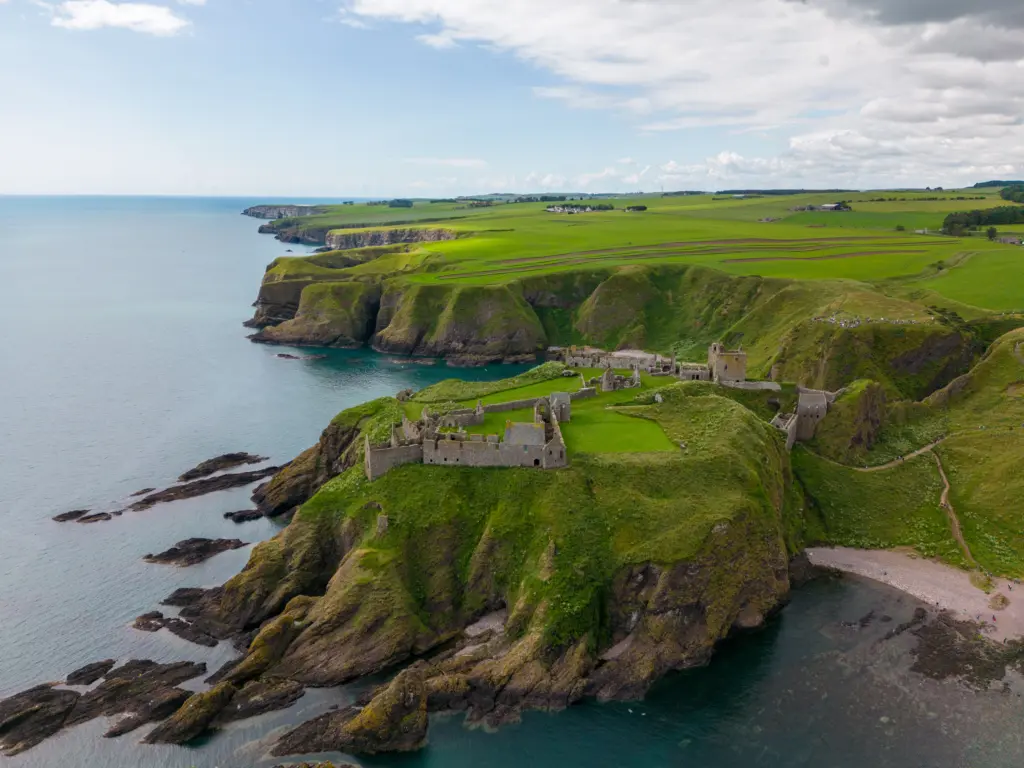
365,392,570,480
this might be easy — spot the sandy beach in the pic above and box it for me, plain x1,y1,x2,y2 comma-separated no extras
807,547,1024,642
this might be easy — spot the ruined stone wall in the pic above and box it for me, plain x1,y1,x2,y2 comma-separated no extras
438,409,485,429
570,388,597,400
480,398,543,414
365,442,424,481
423,435,548,469
770,413,799,451
543,415,569,468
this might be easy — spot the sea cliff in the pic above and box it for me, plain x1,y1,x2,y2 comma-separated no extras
140,382,811,755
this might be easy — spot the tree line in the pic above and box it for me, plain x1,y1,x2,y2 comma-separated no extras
943,206,1024,235
1000,185,1024,204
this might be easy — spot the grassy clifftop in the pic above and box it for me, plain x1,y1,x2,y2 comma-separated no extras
167,377,808,750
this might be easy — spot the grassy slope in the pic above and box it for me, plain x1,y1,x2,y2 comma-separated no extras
282,385,798,652
937,432,1024,577
793,448,967,566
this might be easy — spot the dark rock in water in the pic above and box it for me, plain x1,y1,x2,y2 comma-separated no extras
103,687,191,738
910,611,1023,687
161,587,208,607
0,684,80,756
276,353,327,361
205,657,244,685
77,512,112,524
133,612,219,647
130,466,281,512
144,681,238,744
273,763,358,768
61,660,205,744
273,667,427,756
224,509,263,523
178,452,268,482
213,679,305,725
52,509,89,523
143,538,248,567
66,660,115,686
130,487,156,497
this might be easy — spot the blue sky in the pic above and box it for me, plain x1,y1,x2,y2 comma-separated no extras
1,0,1022,196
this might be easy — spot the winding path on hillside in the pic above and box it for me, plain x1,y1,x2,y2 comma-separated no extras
843,436,977,566
853,438,950,472
931,450,977,567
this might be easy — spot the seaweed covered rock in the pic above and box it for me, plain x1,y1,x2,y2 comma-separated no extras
273,666,427,756
144,682,237,744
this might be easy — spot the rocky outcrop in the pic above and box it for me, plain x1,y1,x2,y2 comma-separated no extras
243,205,327,220
130,466,282,512
66,660,115,686
0,686,80,756
144,681,237,744
370,283,546,365
325,227,456,251
272,667,427,756
143,538,249,567
0,660,206,755
145,391,797,755
250,415,362,518
134,611,219,646
178,452,268,482
251,282,381,348
225,509,263,523
52,509,90,523
245,278,314,329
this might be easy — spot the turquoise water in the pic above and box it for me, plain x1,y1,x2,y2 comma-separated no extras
1,197,1022,767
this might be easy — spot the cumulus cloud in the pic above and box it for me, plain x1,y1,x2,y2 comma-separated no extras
52,0,191,35
342,0,1024,187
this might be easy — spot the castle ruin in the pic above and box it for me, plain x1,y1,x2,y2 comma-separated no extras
365,391,585,481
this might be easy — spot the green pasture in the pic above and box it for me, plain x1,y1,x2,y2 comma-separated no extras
918,249,1024,312
262,186,1024,329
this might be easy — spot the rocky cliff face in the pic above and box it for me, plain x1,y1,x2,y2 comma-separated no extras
371,283,545,365
142,390,803,755
251,282,381,348
244,205,327,220
326,228,456,251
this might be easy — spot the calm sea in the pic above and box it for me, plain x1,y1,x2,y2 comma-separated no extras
1,197,1021,767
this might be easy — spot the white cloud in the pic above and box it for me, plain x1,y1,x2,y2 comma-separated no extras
622,165,651,185
52,0,191,35
524,171,566,189
577,167,619,187
344,0,1024,187
404,157,488,168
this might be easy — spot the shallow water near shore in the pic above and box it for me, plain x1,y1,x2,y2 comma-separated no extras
2,197,1024,768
